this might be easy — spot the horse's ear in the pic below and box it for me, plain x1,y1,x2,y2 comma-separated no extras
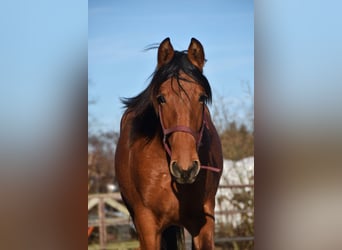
187,38,205,72
157,37,174,69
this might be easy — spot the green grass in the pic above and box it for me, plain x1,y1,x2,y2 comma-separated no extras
88,240,139,250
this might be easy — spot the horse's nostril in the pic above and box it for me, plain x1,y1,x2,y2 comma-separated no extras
170,161,179,175
192,160,200,168
170,160,200,184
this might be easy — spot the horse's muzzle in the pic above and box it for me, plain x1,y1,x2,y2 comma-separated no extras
170,160,200,184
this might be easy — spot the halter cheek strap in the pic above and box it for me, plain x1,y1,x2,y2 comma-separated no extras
158,105,221,173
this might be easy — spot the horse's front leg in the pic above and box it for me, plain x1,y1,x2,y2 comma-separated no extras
191,215,215,250
134,209,161,250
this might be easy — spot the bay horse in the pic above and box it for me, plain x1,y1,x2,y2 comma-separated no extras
115,38,223,249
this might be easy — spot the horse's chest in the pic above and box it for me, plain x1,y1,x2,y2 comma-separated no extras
132,144,209,221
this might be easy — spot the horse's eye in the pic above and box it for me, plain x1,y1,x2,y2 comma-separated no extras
199,95,208,103
157,95,166,104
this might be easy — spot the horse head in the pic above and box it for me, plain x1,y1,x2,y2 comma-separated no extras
152,38,210,184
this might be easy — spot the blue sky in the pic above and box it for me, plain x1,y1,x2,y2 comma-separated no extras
88,1,254,132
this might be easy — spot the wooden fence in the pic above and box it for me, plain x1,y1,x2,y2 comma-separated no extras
88,193,138,249
88,185,254,250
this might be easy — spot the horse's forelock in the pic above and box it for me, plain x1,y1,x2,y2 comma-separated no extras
121,50,211,141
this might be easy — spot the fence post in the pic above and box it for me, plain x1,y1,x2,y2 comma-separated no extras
98,197,107,249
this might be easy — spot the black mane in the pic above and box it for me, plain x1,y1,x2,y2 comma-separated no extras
121,50,212,141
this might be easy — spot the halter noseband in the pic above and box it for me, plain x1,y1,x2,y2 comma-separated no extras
158,105,221,173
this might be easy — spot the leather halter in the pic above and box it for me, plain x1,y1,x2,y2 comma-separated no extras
158,105,221,173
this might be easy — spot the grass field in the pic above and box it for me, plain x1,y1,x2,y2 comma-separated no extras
88,240,139,250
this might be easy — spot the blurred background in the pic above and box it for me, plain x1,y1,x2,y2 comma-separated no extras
1,0,341,249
